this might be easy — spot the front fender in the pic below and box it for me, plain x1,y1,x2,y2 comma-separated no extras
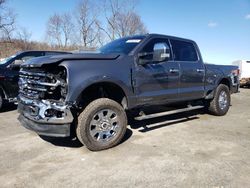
67,75,133,103
59,60,134,104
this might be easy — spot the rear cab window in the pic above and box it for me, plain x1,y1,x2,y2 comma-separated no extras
170,39,198,62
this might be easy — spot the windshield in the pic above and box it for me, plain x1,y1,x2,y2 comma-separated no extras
99,36,145,54
0,55,16,65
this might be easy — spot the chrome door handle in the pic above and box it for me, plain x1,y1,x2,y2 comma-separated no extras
197,69,205,73
169,68,179,73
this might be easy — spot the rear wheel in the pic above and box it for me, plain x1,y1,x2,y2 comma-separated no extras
207,84,231,116
76,98,127,151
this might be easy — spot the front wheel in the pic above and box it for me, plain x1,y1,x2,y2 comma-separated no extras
207,84,231,116
76,98,127,151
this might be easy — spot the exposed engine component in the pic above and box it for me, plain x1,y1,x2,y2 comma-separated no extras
18,95,73,124
18,66,72,125
19,67,67,101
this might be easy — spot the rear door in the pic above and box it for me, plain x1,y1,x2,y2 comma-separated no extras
170,39,205,100
134,37,180,106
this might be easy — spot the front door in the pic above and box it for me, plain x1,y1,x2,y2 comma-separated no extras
134,38,180,106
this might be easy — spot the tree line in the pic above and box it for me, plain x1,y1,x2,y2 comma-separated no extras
0,0,147,58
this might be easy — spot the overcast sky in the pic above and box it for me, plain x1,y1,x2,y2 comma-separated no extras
7,0,250,65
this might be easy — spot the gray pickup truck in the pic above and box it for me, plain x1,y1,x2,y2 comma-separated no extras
18,34,239,151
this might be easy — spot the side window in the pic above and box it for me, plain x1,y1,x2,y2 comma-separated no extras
141,38,172,62
170,40,198,61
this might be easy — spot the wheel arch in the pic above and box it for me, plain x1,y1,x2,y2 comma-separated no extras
76,81,129,110
205,77,231,99
218,77,231,91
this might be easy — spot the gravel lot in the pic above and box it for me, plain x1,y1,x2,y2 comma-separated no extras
0,89,249,188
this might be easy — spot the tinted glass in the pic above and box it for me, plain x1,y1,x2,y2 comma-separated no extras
171,40,198,61
99,36,145,54
142,38,169,52
141,38,172,61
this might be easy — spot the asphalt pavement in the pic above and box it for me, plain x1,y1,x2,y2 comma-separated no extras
0,89,249,188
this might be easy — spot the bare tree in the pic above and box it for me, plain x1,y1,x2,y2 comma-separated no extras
61,13,74,48
95,20,106,47
0,0,16,41
75,0,99,48
96,0,127,41
115,11,147,38
97,0,146,41
17,27,32,42
46,14,63,47
46,13,74,48
16,27,32,50
101,0,122,40
44,0,147,49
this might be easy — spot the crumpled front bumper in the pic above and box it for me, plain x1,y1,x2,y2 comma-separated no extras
18,96,74,137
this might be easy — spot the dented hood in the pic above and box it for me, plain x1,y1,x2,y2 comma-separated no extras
21,53,120,68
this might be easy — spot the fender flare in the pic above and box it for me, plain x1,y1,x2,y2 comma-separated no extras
66,75,133,104
205,77,232,100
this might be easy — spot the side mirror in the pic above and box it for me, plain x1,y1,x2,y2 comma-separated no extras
153,43,171,62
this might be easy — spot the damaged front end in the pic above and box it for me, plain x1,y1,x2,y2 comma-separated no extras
18,65,73,137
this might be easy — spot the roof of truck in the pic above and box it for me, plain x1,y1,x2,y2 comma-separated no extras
117,33,196,43
143,33,196,43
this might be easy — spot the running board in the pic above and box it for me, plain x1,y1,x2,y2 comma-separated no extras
134,105,204,121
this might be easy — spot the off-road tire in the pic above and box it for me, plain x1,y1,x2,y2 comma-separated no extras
207,84,231,116
76,98,127,151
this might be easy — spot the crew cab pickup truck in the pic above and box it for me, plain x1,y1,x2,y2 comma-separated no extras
0,51,71,110
18,34,239,151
